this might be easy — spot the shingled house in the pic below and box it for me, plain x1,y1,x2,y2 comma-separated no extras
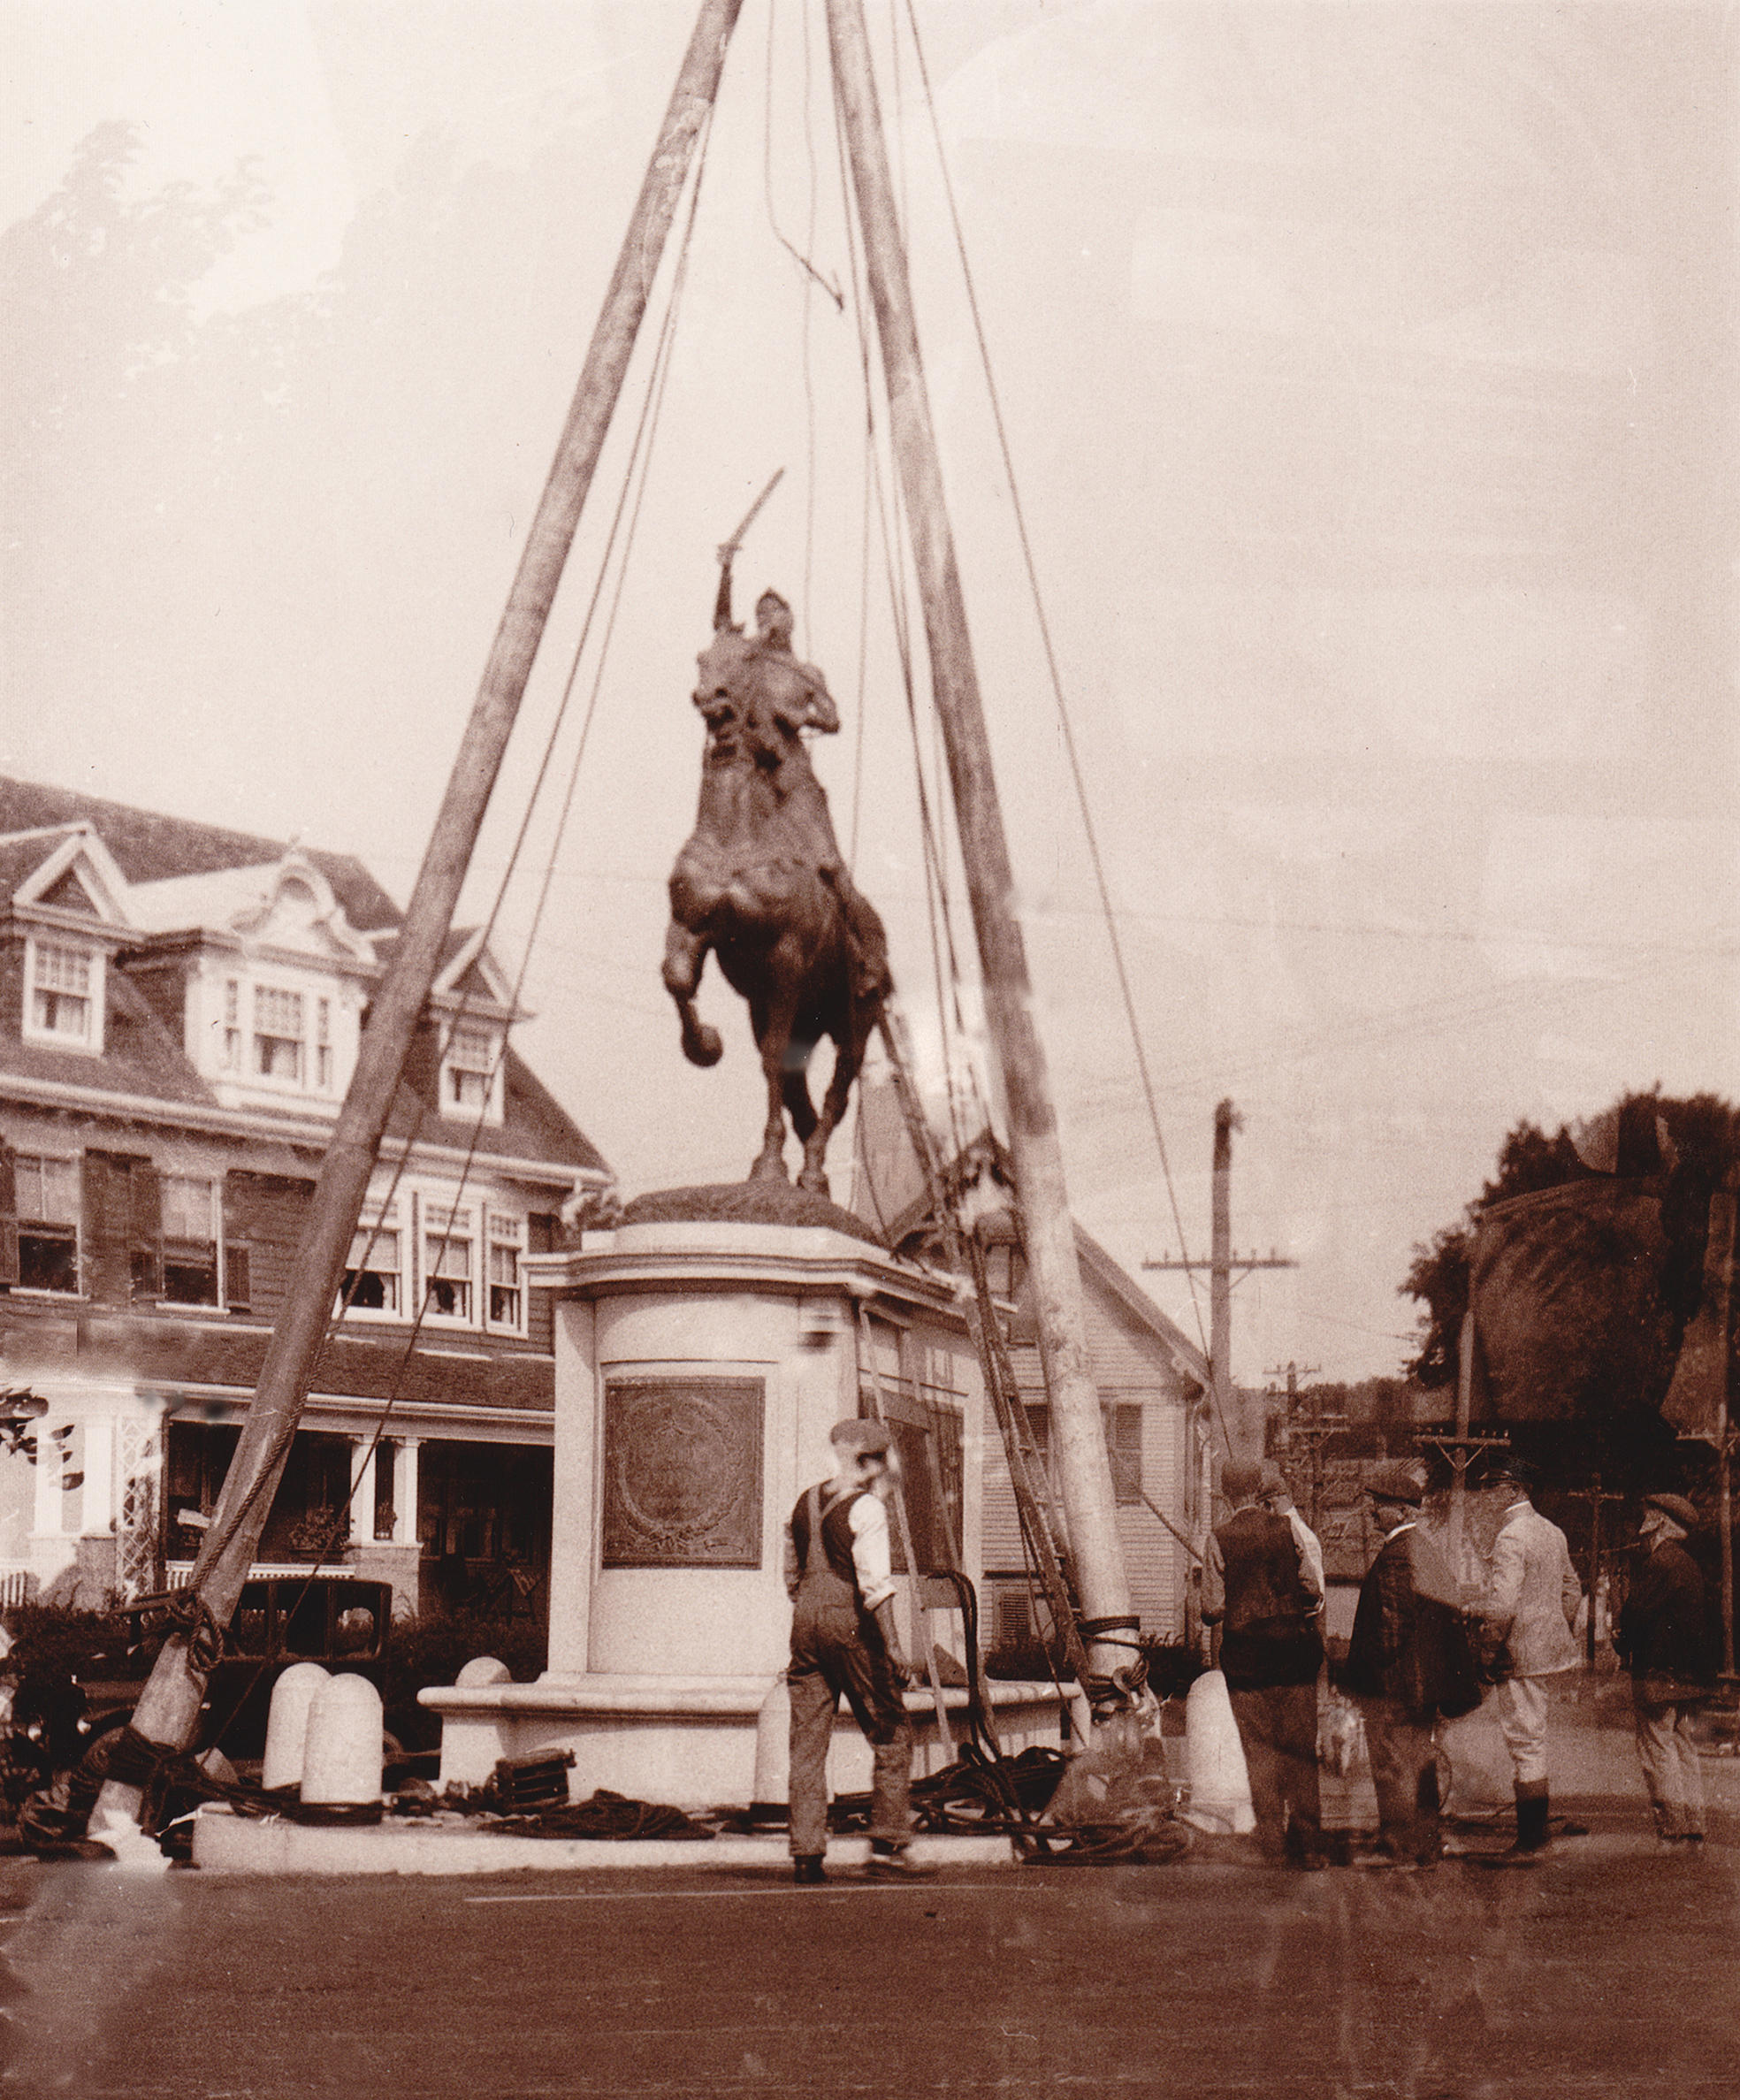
851,1089,1211,1649
0,777,611,1615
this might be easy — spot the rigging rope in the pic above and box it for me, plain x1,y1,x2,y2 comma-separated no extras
158,109,719,1695
897,0,1211,1373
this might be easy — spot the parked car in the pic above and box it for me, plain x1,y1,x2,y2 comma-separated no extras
79,1576,394,1764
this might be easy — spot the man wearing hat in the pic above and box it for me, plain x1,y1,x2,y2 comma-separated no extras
785,1418,922,1882
1342,1464,1477,1869
1476,1462,1583,1865
1615,1493,1713,1843
1202,1457,1327,1867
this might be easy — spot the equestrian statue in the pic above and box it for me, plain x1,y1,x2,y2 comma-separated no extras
663,546,892,1195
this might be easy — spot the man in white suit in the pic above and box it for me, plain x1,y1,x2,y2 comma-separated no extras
1477,1461,1583,1865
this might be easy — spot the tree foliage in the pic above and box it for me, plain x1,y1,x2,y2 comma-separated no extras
1401,1092,1737,1402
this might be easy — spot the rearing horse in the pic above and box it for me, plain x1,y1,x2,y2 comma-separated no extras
663,600,891,1195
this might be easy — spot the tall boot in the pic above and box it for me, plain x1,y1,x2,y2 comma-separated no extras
1516,1781,1550,1854
1486,1780,1549,1867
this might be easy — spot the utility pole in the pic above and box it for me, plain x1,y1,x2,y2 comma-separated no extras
1415,1309,1508,1596
1143,1099,1294,1467
96,0,748,1832
827,0,1137,1703
1565,1475,1624,1667
1267,1361,1337,1533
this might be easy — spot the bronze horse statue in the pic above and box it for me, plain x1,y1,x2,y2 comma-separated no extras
663,576,891,1195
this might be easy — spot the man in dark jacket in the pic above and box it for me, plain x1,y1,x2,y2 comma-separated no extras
1342,1464,1477,1870
1202,1457,1326,1867
1615,1493,1713,1843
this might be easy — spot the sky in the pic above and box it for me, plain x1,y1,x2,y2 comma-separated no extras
4,1,1737,1395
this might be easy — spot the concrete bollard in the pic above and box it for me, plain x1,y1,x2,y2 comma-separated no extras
455,1656,512,1688
301,1672,385,1806
750,1673,791,1825
1180,1668,1255,1834
262,1662,331,1792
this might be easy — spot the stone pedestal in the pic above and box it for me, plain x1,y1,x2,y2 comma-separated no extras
422,1189,1061,1805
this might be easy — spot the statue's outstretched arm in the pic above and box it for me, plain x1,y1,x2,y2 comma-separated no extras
714,548,735,631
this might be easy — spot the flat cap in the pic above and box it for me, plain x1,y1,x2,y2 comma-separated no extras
1363,1462,1425,1506
1484,1457,1533,1490
1222,1458,1265,1504
1644,1492,1698,1531
830,1418,894,1455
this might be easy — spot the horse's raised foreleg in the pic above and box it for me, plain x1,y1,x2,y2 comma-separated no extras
662,920,722,1067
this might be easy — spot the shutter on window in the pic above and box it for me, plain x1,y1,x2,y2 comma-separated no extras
83,1150,149,1304
0,1141,17,1290
129,1160,162,1300
1106,1403,1142,1504
224,1242,251,1313
223,1170,315,1317
525,1213,556,1351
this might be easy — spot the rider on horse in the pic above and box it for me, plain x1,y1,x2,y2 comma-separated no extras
706,556,889,1005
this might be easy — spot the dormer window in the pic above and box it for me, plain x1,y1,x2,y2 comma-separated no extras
253,986,304,1081
442,1023,502,1120
23,938,103,1053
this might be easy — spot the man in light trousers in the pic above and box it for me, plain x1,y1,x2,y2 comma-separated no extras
1477,1461,1582,1866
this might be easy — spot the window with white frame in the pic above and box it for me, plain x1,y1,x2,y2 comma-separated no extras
253,986,304,1081
316,998,332,1091
160,1174,219,1306
26,939,99,1049
443,1023,498,1115
486,1213,524,1331
423,1203,473,1320
14,1153,80,1294
341,1202,401,1314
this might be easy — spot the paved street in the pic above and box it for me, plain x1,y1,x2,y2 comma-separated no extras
3,1796,1736,2100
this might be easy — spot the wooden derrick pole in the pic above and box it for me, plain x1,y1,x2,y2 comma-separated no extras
97,0,747,1829
824,0,1137,1699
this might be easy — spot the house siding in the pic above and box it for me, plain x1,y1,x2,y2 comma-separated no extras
0,775,606,1612
980,1290,1197,1640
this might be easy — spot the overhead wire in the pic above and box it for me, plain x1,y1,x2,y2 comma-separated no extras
820,27,1086,1704
170,105,718,1632
759,0,843,314
827,57,971,1168
898,0,1210,1363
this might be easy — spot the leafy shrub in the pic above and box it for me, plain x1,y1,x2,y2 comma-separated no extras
983,1632,1071,1682
1,1602,140,1684
379,1608,546,1749
1139,1636,1207,1702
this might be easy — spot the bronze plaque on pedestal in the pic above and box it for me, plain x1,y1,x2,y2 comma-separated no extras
600,1378,765,1568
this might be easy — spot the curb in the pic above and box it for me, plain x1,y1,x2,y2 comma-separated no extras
189,1808,1021,1878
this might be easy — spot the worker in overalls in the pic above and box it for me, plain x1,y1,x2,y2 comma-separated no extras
785,1418,926,1882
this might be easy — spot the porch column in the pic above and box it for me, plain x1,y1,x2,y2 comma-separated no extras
80,1415,117,1538
394,1438,421,1547
346,1436,369,1548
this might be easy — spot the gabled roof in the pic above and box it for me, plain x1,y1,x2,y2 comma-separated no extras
0,946,218,1107
851,1081,1210,1391
380,1046,608,1174
0,778,608,1179
1072,1225,1210,1391
0,778,401,933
